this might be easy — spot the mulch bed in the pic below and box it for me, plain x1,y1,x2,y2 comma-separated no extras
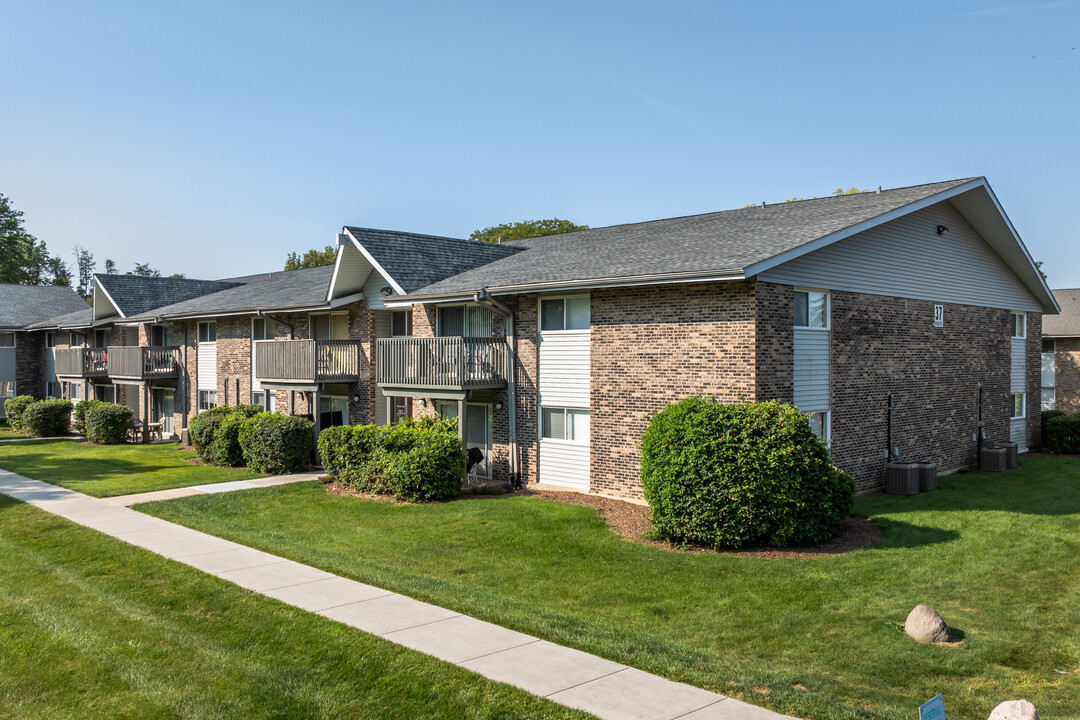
520,488,883,559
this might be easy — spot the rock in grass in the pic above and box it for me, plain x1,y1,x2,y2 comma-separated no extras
987,700,1039,720
904,605,952,643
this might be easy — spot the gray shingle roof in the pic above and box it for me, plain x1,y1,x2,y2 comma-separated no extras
1044,289,1080,336
124,265,336,320
406,179,977,297
95,274,243,317
344,227,521,293
0,284,90,329
25,307,94,330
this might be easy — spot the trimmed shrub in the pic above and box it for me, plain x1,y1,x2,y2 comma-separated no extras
4,395,36,431
73,399,104,435
1045,412,1080,455
1042,409,1067,447
21,399,73,437
318,418,465,502
239,413,314,474
85,403,134,445
190,404,262,465
641,398,855,549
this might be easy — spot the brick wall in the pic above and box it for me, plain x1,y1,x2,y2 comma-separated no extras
1052,337,1080,415
830,292,1019,492
589,282,757,499
1027,313,1043,448
15,332,44,399
755,281,794,403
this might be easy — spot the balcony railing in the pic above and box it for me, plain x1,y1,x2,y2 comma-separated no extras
54,348,109,378
254,339,361,384
376,337,510,390
107,346,181,380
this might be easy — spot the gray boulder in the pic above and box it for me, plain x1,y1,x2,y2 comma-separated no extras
904,604,952,643
987,700,1039,720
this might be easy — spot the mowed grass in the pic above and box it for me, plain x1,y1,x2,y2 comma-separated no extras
142,456,1080,720
0,439,262,497
0,421,26,439
0,495,593,720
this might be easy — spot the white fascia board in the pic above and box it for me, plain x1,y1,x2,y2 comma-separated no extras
325,245,346,302
329,291,367,308
139,304,335,322
743,178,987,279
92,280,125,321
343,227,407,296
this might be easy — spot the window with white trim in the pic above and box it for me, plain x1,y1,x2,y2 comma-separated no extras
1011,393,1026,419
252,390,276,413
540,297,589,331
45,332,56,348
198,390,217,411
794,290,829,329
0,333,14,347
1012,313,1026,339
251,317,273,341
541,407,590,442
805,410,830,443
198,322,216,343
391,310,412,337
46,381,59,398
311,313,348,340
0,381,15,397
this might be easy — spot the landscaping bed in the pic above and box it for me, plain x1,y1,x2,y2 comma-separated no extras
0,439,262,497
140,455,1080,720
0,496,591,719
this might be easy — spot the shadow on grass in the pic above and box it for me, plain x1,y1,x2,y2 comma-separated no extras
861,517,961,551
0,441,181,486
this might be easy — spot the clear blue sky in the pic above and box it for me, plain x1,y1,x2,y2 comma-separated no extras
4,1,1078,287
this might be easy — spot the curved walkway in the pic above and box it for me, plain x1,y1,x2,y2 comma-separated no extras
0,469,797,720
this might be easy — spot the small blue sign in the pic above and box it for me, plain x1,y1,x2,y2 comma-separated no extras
920,694,945,720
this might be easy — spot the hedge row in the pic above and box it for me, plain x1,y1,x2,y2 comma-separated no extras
3,396,73,437
85,402,134,444
1044,410,1080,455
190,405,312,474
641,398,855,549
318,418,465,502
4,395,36,432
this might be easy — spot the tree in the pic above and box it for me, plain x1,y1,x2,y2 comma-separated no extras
132,262,161,277
0,193,69,286
469,218,588,244
168,272,187,279
103,259,117,274
284,245,336,271
73,245,95,299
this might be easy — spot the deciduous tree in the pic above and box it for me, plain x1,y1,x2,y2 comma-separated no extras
469,218,588,244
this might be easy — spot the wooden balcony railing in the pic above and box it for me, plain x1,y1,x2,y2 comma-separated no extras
107,346,181,380
376,337,510,390
54,348,109,378
254,339,360,384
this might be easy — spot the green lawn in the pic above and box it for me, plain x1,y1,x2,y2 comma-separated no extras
0,439,262,497
0,496,592,720
140,456,1080,720
0,421,26,439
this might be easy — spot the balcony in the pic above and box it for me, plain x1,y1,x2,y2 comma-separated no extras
108,346,181,381
376,337,510,391
255,339,361,385
54,348,109,378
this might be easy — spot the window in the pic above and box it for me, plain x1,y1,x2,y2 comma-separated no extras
1012,313,1026,339
806,410,830,443
311,313,348,340
69,332,84,347
46,381,59,399
151,325,174,346
45,332,56,348
541,407,590,442
1043,337,1055,353
318,396,349,427
70,383,81,401
252,390,276,413
540,297,589,331
437,306,465,336
933,305,944,328
0,381,15,397
1042,389,1056,411
252,317,274,341
1011,393,1026,419
436,305,492,337
794,290,829,329
95,385,114,403
198,390,217,411
198,322,216,343
94,329,111,348
391,310,412,337
0,333,14,347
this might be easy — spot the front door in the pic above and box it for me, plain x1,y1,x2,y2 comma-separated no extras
152,388,175,435
466,403,492,478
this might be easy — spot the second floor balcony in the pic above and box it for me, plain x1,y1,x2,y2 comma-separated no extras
376,336,510,391
255,339,361,385
107,346,181,381
54,347,109,379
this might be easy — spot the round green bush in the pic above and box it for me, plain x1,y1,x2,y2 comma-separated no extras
21,399,73,437
239,413,313,474
641,398,855,549
1045,412,1080,454
73,399,104,434
4,395,36,431
85,403,134,445
190,404,263,465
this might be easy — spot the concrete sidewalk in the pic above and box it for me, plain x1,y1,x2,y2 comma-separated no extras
0,470,797,720
105,471,324,506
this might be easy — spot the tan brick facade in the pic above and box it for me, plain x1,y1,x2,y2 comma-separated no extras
1051,336,1080,414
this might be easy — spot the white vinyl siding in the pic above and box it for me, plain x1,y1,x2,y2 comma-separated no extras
1010,333,1027,451
1042,338,1055,411
538,294,591,490
758,203,1042,312
198,341,217,392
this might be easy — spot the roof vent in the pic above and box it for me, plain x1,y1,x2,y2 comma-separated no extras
876,186,882,194
336,232,348,247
